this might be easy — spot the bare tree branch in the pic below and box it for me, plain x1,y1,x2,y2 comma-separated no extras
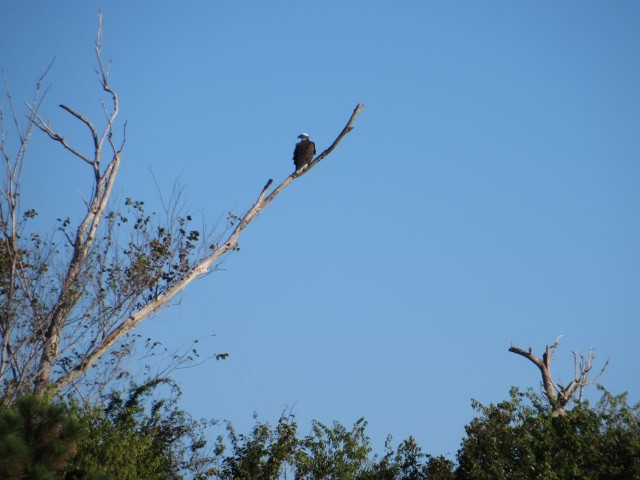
1,10,364,400
58,104,100,151
28,108,95,165
0,63,54,403
50,103,364,393
509,336,609,416
575,348,610,403
32,14,123,394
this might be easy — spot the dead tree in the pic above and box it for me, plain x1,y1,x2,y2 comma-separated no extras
509,336,609,416
0,14,365,402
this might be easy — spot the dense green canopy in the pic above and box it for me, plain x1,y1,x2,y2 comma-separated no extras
1,383,638,479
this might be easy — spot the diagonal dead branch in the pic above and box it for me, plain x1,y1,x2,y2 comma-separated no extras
50,103,365,394
292,103,364,179
510,342,561,412
28,107,94,165
264,103,365,206
59,104,99,151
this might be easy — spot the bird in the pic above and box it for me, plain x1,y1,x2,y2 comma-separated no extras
293,133,316,172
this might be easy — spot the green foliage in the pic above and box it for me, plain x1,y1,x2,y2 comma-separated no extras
211,386,639,480
456,386,640,480
295,418,371,479
0,381,217,479
213,414,376,479
67,378,215,480
2,384,638,479
362,436,455,480
0,395,84,479
212,414,456,480
214,413,299,479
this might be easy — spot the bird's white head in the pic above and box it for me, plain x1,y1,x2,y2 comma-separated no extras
298,133,310,140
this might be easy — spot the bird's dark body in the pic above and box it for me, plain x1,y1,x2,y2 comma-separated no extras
293,139,316,171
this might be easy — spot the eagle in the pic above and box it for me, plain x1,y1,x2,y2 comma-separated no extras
293,133,316,172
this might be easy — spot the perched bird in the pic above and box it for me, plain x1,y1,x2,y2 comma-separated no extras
293,133,316,172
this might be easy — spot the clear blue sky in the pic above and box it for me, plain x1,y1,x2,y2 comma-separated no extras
2,1,639,458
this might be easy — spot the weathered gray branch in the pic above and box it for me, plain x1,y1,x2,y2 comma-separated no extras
50,103,365,394
33,14,122,395
4,10,364,398
0,64,52,402
29,110,94,165
509,336,609,416
574,348,610,403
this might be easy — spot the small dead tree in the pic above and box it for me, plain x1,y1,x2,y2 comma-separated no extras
509,336,609,416
0,14,365,403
